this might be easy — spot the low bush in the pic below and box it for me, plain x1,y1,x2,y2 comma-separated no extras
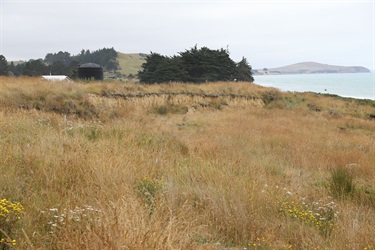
330,167,355,198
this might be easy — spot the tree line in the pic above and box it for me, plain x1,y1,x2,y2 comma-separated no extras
0,47,119,77
138,45,254,84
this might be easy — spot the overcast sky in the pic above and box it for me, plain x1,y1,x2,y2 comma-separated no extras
1,0,374,70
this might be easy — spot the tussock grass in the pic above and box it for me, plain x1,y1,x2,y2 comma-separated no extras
0,76,374,249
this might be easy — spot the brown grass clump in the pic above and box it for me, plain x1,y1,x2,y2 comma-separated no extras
0,76,374,249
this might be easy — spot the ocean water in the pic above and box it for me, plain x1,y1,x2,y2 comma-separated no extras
254,73,375,100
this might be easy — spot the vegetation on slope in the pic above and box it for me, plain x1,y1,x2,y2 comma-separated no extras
0,76,374,249
116,52,147,76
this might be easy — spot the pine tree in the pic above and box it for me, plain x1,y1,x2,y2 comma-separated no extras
23,60,48,76
138,46,251,84
0,55,9,76
235,57,254,82
179,46,236,83
138,52,166,83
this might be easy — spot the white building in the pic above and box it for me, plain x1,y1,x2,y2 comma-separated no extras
42,75,73,82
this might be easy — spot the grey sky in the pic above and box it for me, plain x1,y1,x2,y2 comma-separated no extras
1,0,374,70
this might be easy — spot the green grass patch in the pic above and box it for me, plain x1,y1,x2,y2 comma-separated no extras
117,52,147,76
329,167,355,198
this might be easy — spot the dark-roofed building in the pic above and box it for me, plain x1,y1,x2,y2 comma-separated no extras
78,63,103,80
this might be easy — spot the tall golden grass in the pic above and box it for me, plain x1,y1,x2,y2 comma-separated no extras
0,76,374,249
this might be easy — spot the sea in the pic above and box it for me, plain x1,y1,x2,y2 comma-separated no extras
254,73,375,100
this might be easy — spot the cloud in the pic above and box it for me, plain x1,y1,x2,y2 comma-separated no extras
1,1,373,69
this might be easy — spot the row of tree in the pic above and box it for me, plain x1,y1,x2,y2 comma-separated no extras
44,48,119,71
138,45,254,84
0,47,119,77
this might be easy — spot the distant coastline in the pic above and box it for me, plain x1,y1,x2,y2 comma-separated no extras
253,62,370,75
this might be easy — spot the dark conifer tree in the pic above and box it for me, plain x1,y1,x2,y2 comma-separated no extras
0,55,9,76
138,53,167,83
23,60,49,76
139,45,239,83
235,57,254,82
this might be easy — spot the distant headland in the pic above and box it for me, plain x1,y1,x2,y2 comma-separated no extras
254,62,370,75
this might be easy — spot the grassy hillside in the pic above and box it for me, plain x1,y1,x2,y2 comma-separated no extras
116,52,147,76
0,76,374,249
257,62,370,75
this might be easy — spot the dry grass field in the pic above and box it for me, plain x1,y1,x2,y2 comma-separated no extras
0,76,374,249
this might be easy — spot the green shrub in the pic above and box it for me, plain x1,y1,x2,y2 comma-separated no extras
137,177,164,212
330,167,355,198
261,90,281,105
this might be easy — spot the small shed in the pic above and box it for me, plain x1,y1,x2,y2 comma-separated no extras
78,63,103,80
42,75,73,82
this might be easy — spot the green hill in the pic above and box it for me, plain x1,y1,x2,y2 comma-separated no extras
256,62,370,75
116,52,147,76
